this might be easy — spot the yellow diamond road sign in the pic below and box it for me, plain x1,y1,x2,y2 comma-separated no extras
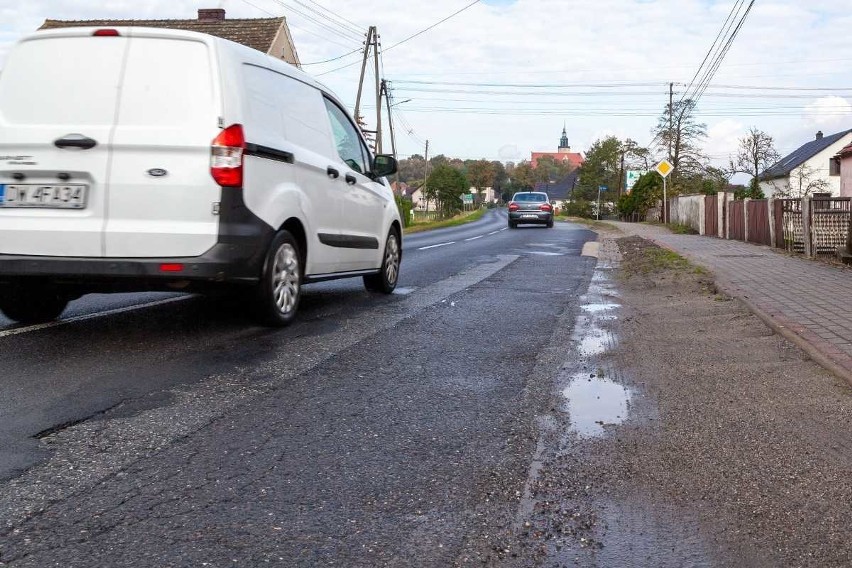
655,159,674,178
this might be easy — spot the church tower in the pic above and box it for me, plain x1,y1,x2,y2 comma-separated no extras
558,124,571,153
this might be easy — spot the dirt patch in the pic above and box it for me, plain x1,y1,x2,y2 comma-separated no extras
609,236,852,566
486,236,852,567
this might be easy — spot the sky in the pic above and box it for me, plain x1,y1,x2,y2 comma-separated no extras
2,0,852,172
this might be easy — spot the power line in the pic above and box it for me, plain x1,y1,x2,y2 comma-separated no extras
301,47,362,66
265,0,365,43
290,0,363,36
383,0,482,53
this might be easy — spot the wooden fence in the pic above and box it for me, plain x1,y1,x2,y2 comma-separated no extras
665,193,850,259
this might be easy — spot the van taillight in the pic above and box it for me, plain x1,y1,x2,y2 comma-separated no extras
93,29,120,36
211,124,245,188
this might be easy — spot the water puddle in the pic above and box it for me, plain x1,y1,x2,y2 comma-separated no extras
562,373,632,437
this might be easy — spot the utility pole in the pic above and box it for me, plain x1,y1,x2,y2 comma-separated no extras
668,82,673,161
423,140,430,213
381,79,400,187
666,81,674,224
354,26,374,125
374,31,382,154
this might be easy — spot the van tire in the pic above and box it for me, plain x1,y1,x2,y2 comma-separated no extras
363,229,400,294
0,284,69,324
252,230,302,327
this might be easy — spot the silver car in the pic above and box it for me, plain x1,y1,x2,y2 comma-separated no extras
507,192,554,228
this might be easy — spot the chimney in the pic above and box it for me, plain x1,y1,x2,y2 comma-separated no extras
816,130,824,140
198,8,226,21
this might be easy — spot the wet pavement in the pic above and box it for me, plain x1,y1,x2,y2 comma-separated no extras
605,221,852,384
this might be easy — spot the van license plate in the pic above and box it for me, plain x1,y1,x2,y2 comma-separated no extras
0,184,88,209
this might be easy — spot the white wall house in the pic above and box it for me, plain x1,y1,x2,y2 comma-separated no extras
759,129,852,198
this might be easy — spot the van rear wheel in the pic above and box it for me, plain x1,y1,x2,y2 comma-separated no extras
0,284,69,324
364,229,400,294
252,230,302,327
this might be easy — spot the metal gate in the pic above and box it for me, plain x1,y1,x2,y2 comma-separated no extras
811,197,850,256
778,199,803,253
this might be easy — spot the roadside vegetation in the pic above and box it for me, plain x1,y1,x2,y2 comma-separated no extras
618,236,707,277
404,207,487,234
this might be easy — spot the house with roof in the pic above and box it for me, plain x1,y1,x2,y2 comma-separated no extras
39,8,300,66
836,142,852,197
534,170,580,202
759,129,852,198
530,126,585,171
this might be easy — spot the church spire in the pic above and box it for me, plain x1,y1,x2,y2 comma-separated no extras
558,123,570,152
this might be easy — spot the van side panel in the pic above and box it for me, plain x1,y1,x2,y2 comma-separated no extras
104,36,222,258
0,36,126,257
238,63,344,275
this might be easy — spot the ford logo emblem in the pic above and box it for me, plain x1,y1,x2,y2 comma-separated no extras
147,168,168,177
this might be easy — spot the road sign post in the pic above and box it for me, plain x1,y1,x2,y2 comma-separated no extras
597,185,608,220
654,160,674,223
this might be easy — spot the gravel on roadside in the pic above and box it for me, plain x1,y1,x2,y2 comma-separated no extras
486,233,852,567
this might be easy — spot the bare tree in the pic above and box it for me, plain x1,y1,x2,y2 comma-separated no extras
653,98,707,189
730,127,780,197
771,163,830,198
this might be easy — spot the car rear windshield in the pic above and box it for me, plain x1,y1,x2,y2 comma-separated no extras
513,193,547,202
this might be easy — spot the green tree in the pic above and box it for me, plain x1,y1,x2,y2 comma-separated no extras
533,155,574,184
466,159,495,204
577,136,622,201
397,154,427,184
425,164,468,218
617,172,662,220
509,161,536,191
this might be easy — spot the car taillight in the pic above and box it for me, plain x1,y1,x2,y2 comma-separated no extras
540,203,552,212
211,124,245,187
159,263,184,273
93,29,120,36
508,203,519,212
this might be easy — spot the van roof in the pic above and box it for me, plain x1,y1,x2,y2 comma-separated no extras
20,26,328,94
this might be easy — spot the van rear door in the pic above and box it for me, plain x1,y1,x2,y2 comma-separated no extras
105,33,221,258
0,32,126,257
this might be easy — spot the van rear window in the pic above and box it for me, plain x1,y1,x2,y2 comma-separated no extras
0,37,127,126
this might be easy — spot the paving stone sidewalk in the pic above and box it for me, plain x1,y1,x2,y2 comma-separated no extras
603,220,852,383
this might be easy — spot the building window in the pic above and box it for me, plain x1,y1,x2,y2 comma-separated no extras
830,157,841,176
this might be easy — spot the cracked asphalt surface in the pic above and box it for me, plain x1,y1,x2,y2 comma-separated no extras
1,215,850,567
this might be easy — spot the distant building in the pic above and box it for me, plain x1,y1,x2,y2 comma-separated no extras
530,125,584,171
759,129,852,198
836,142,852,197
39,8,300,67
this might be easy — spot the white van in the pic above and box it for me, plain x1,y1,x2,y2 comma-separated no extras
0,27,402,326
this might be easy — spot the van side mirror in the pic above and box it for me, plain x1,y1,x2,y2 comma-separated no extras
373,155,397,177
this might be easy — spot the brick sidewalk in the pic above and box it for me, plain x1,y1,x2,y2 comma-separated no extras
604,221,852,383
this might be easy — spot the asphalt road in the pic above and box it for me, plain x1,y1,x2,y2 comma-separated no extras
0,210,597,566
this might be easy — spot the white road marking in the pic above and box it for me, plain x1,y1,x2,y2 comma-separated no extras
418,241,456,250
487,230,501,235
500,227,508,231
465,235,484,241
0,296,190,338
